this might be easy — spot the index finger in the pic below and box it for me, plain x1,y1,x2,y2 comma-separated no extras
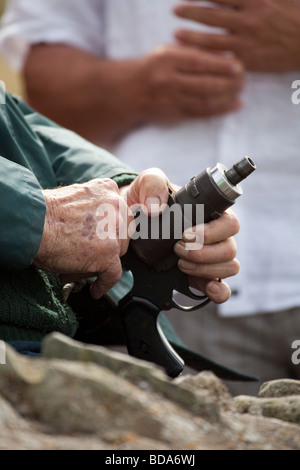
175,48,243,76
174,4,241,31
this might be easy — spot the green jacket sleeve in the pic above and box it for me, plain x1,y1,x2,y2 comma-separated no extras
0,157,46,269
18,97,138,187
0,94,137,269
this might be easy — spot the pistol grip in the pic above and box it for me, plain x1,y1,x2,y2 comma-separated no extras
120,296,184,378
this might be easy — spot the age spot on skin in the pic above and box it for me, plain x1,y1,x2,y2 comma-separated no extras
82,214,95,238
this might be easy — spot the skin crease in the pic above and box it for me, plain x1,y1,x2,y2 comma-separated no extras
173,0,300,73
34,169,240,301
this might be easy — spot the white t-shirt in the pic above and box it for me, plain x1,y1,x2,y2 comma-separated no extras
1,0,300,316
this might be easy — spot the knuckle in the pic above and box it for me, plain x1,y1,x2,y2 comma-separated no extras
110,195,122,212
152,45,174,67
231,258,240,276
214,79,236,95
242,17,259,34
95,177,119,190
139,167,167,187
226,210,240,235
153,44,169,57
152,68,174,89
103,178,120,192
108,258,123,285
113,266,123,284
231,238,238,258
89,178,120,202
224,238,238,261
198,78,215,94
107,238,120,253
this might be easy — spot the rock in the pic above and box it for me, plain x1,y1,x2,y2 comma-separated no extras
0,332,299,450
235,395,300,425
235,378,300,426
175,370,235,412
259,379,300,398
42,333,221,423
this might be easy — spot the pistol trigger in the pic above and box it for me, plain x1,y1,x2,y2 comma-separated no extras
170,294,211,312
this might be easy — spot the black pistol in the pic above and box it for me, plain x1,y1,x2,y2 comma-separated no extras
120,157,256,378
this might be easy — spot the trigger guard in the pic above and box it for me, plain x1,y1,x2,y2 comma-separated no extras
171,277,222,311
170,292,211,312
174,276,209,302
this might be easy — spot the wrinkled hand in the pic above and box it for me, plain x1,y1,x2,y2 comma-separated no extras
174,0,300,72
137,43,244,120
34,169,240,304
34,178,131,299
34,170,170,300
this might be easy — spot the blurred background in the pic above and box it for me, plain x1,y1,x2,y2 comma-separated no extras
0,0,23,95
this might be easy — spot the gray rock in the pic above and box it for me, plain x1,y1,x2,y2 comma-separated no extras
42,333,220,423
235,395,300,425
175,370,235,412
259,379,300,398
235,377,300,426
0,332,300,450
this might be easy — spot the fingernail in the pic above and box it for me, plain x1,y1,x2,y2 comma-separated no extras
145,196,161,214
183,229,204,248
174,242,188,258
145,196,161,206
206,281,221,296
178,259,196,271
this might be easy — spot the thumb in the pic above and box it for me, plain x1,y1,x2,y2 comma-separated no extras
126,168,170,216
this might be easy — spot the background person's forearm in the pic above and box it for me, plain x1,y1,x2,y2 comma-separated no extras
24,44,148,147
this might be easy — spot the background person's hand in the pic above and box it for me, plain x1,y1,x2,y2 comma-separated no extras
174,0,300,72
137,43,244,120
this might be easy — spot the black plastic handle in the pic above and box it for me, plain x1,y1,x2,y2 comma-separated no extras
120,296,184,378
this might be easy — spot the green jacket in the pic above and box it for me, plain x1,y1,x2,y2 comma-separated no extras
0,93,136,342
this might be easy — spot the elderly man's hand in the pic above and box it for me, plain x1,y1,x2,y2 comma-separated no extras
34,169,240,303
34,170,171,300
34,178,131,299
174,0,300,72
